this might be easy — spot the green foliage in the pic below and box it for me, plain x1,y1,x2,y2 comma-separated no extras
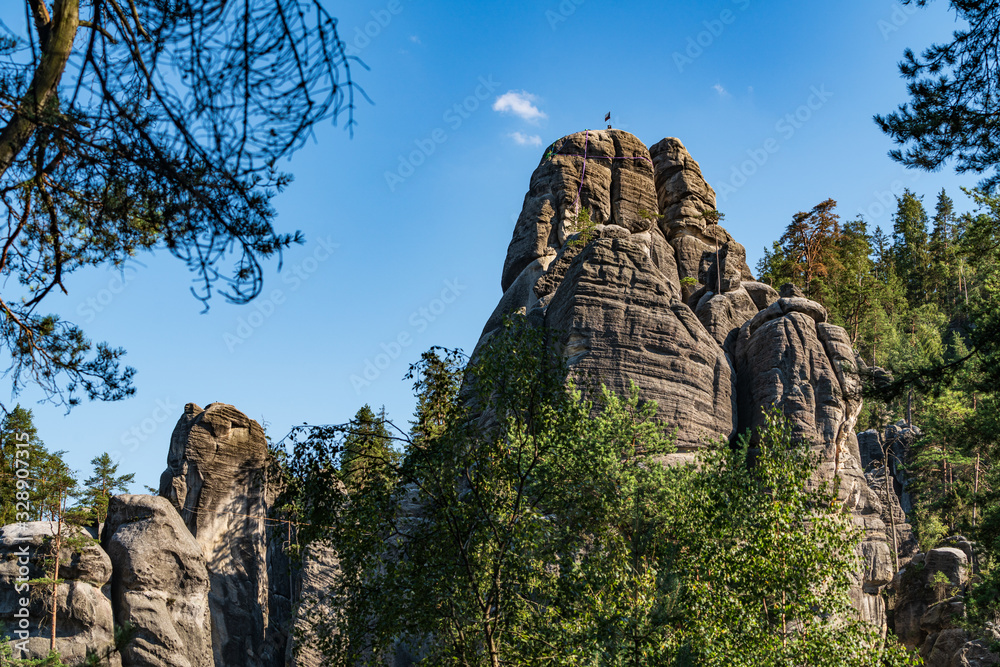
80,453,135,523
338,406,400,492
0,0,360,409
913,507,947,553
569,207,598,248
0,640,67,666
279,316,917,665
698,209,725,225
668,410,914,666
891,189,931,303
0,406,82,524
875,2,1000,191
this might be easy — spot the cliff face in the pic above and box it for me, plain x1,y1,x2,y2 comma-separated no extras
481,128,896,627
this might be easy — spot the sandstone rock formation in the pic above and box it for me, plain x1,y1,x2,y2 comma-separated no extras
543,237,736,454
888,545,999,666
159,402,282,667
731,297,897,628
0,522,120,666
481,129,899,627
484,130,761,454
103,494,213,667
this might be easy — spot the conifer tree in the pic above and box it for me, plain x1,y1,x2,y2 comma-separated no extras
778,198,841,299
81,453,135,523
338,407,398,493
892,189,931,303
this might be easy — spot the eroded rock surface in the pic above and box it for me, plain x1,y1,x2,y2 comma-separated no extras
159,402,275,667
103,494,213,667
480,130,902,629
502,129,662,293
732,296,894,627
544,238,736,452
0,522,119,666
887,546,997,666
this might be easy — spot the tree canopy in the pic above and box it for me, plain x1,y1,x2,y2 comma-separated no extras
0,1,362,410
276,316,915,666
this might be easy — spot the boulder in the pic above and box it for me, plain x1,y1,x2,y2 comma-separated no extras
891,548,970,650
159,402,276,667
693,287,758,347
103,494,213,667
949,640,1000,667
0,521,119,666
742,281,780,311
925,629,972,666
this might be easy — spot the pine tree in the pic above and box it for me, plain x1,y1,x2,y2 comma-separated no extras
339,407,399,492
892,189,931,304
928,189,961,311
778,199,842,299
81,453,135,523
0,407,77,524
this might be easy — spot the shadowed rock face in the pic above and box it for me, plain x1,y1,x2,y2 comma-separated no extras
159,402,275,667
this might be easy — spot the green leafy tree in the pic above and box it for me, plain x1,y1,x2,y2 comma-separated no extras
928,189,963,311
0,639,67,666
756,239,795,288
778,198,842,299
80,453,135,523
26,466,90,655
0,1,361,409
0,406,80,524
668,409,914,666
278,316,916,665
569,207,597,248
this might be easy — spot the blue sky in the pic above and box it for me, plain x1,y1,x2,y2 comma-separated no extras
6,0,986,491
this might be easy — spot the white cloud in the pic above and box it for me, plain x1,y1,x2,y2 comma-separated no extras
409,35,421,44
713,83,729,97
493,90,547,123
509,132,542,147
